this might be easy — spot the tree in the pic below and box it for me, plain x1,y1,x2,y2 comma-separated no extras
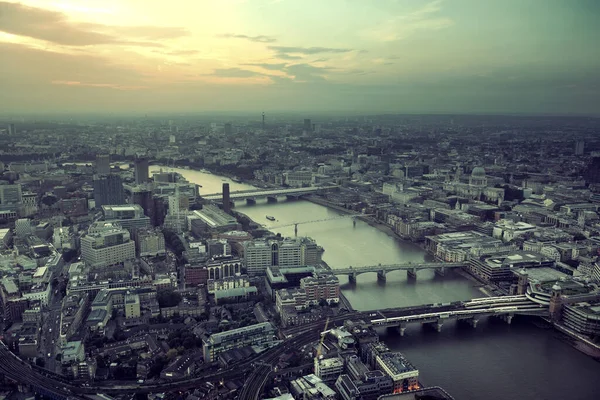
157,289,182,308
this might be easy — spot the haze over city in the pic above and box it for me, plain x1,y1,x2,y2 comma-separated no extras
1,0,599,115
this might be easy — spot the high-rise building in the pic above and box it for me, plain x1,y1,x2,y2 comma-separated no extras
575,140,585,156
134,227,166,257
224,123,233,135
222,183,231,214
131,187,155,224
93,174,125,208
7,124,16,135
134,158,149,184
96,155,111,175
303,119,312,132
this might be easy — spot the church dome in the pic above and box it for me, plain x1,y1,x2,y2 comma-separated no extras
471,167,486,177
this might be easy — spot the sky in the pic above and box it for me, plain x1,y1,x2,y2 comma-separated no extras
0,0,599,115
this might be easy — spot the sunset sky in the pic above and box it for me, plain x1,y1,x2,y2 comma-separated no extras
1,0,598,115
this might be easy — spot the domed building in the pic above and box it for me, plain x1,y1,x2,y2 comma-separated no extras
469,167,487,187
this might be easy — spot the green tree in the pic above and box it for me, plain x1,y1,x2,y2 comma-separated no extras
157,289,182,308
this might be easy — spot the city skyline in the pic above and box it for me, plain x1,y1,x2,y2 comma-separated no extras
1,0,599,115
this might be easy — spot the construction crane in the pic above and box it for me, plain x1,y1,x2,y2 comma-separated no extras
316,318,330,358
268,214,375,237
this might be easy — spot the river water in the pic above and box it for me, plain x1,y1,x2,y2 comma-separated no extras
152,166,600,400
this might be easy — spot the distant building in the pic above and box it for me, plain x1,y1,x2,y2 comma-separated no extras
303,118,312,133
134,158,149,184
93,174,125,208
96,154,111,175
575,140,585,156
188,205,240,236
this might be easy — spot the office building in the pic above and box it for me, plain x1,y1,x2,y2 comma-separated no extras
202,322,277,362
134,228,166,257
575,140,585,156
0,183,22,208
224,123,233,135
93,174,125,207
102,204,151,231
303,118,312,133
15,218,32,237
134,158,149,184
244,237,322,276
7,123,16,135
96,154,111,175
80,223,136,268
290,375,337,399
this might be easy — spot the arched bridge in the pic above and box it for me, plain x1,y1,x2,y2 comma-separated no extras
331,262,466,282
202,185,339,203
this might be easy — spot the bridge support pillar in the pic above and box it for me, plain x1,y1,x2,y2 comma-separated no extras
397,323,407,336
502,314,513,325
246,198,256,205
377,270,387,282
407,268,417,280
467,318,479,328
286,195,300,201
348,273,356,284
434,267,446,277
435,320,443,333
267,196,278,203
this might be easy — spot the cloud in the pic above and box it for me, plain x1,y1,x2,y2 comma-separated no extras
275,53,303,60
211,68,267,78
158,49,201,56
242,63,287,70
51,80,147,90
218,33,276,43
284,63,333,82
0,2,188,47
363,0,453,42
268,46,353,55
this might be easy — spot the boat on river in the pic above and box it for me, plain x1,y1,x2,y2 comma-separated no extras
266,215,276,221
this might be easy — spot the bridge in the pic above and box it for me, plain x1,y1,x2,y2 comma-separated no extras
202,185,339,203
331,262,466,282
267,213,375,236
368,295,548,335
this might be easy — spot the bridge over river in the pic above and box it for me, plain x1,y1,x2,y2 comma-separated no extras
202,185,339,203
331,262,466,282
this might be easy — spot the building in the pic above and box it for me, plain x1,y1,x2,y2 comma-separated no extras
184,264,209,287
93,174,125,207
96,154,111,175
188,205,240,236
7,123,16,135
336,371,393,400
562,301,600,337
244,237,322,276
207,275,250,294
303,118,312,132
124,293,141,319
291,374,337,400
222,182,231,214
62,341,85,365
202,322,277,362
135,228,165,257
575,140,585,156
300,273,340,305
102,204,151,231
314,356,344,382
80,223,136,268
285,170,313,187
205,256,243,280
15,218,32,237
492,220,537,242
0,183,22,207
134,158,149,184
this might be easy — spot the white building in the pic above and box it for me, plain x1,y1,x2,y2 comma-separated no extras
314,357,344,382
492,220,536,242
244,237,321,276
81,223,135,268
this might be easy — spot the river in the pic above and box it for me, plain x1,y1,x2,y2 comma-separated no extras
152,166,600,400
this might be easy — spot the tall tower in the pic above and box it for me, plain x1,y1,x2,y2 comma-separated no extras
262,112,265,130
303,119,312,133
222,183,231,214
134,157,149,184
93,174,125,207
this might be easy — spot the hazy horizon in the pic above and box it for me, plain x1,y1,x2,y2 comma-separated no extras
1,0,599,115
